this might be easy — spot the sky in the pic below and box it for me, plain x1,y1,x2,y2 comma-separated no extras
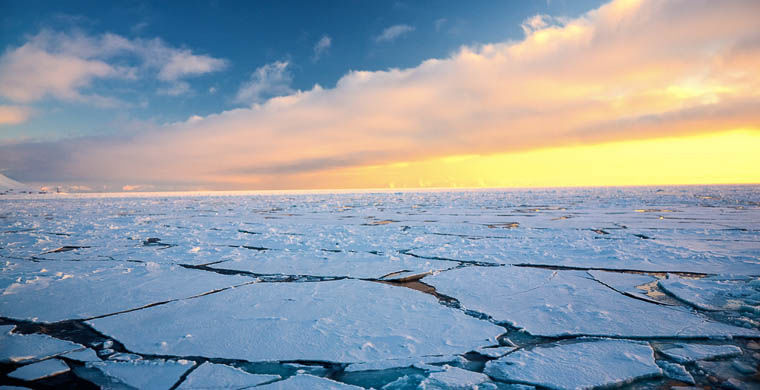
0,0,759,192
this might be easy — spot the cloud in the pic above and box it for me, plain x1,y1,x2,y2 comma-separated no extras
235,61,294,104
2,0,760,189
312,35,332,61
0,30,227,103
0,105,32,125
375,24,414,43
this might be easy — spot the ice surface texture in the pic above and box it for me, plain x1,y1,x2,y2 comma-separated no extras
2,186,760,388
485,339,662,389
88,279,503,362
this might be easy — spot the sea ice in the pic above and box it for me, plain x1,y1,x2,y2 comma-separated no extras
7,358,70,381
0,260,251,322
658,275,760,312
0,325,83,364
420,365,490,389
344,355,465,373
656,360,695,384
658,343,742,363
86,359,195,389
176,362,280,389
88,279,503,363
255,374,362,389
60,348,101,362
427,266,759,338
586,270,659,303
484,339,662,389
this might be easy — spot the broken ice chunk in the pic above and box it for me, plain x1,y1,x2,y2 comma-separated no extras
88,280,503,363
658,274,760,312
472,346,516,358
177,362,280,389
427,266,759,338
256,374,362,389
0,329,83,364
0,261,251,322
658,343,742,363
7,359,70,381
60,348,101,362
656,360,695,384
484,339,662,390
586,270,659,303
345,355,465,373
420,365,490,389
86,359,195,389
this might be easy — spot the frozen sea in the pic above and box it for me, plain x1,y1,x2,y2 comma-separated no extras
1,186,759,389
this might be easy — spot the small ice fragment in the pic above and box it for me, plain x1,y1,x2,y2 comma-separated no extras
177,362,280,389
86,359,194,389
420,365,489,389
731,360,756,375
473,346,516,358
657,360,695,384
7,358,70,381
659,344,742,363
256,374,362,389
108,352,141,361
61,348,100,362
0,330,83,364
484,339,662,390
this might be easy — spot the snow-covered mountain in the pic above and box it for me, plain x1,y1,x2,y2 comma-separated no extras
0,173,35,192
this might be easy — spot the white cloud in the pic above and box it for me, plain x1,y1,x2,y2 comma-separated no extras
0,30,227,103
375,24,414,43
2,0,759,189
235,61,294,104
312,35,332,61
0,105,33,125
158,81,191,96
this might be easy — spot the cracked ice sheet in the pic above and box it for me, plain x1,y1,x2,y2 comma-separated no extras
0,260,251,323
426,266,759,338
210,250,457,279
257,374,362,389
586,270,658,303
421,365,490,389
86,359,195,389
658,274,760,312
657,343,742,363
88,279,503,363
485,339,661,390
177,362,280,389
8,359,70,381
0,325,83,363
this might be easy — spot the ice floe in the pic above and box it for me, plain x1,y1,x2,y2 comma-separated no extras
484,339,661,389
659,274,760,312
656,360,695,384
176,362,280,389
7,358,70,381
420,365,490,389
88,279,503,363
86,359,195,389
658,343,742,363
427,266,759,338
0,261,251,322
0,325,83,364
256,374,362,389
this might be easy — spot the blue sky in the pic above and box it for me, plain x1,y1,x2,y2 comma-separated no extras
0,0,601,141
1,0,758,191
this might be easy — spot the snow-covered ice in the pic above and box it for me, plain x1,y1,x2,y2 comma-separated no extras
87,279,503,363
85,359,195,389
420,365,490,389
256,374,362,389
0,325,83,364
657,343,743,363
7,358,70,381
484,339,662,389
176,362,280,389
427,266,759,338
2,186,759,388
656,360,695,384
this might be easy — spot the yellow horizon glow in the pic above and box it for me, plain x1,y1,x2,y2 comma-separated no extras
308,129,760,190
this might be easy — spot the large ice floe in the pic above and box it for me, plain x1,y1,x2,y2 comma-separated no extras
87,279,503,362
2,186,760,388
484,339,662,389
427,266,759,338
